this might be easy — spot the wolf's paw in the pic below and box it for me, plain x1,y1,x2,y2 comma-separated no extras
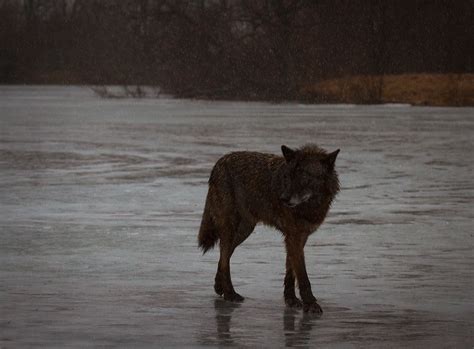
303,301,323,315
285,296,303,308
224,292,245,303
214,282,224,296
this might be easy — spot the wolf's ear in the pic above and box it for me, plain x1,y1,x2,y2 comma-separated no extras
323,149,340,170
281,145,296,163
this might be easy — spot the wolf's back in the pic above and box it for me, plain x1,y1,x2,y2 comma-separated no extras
198,152,279,253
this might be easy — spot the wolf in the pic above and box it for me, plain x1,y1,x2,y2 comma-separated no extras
198,144,340,313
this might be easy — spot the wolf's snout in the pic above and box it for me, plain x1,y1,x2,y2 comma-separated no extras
280,195,297,208
280,194,290,203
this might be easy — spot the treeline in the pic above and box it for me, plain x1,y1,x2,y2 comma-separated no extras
0,0,472,101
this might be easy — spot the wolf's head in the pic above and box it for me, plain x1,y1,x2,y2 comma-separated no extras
278,144,340,208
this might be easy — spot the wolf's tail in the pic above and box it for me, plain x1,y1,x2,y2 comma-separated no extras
198,194,219,254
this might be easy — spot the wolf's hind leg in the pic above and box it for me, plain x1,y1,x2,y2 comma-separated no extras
231,219,256,250
214,220,255,302
215,239,244,302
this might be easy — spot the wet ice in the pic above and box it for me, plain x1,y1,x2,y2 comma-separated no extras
0,86,473,347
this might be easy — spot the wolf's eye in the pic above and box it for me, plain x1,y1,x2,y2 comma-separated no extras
300,172,313,185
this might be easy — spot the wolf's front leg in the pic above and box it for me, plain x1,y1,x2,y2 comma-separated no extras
285,236,323,314
284,255,302,308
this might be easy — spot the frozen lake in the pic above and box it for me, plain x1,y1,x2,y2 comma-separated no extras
0,86,473,347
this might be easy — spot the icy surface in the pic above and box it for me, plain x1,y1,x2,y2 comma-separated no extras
0,86,473,347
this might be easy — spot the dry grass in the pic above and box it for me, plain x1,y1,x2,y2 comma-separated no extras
301,73,474,106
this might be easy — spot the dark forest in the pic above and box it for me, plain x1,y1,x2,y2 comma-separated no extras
1,0,472,103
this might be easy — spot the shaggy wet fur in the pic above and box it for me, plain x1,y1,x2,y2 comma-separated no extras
198,144,340,313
